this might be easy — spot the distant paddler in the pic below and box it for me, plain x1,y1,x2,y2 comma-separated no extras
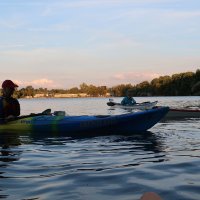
121,89,136,106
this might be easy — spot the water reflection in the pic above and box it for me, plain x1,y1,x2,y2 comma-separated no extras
111,131,164,153
0,133,22,163
0,131,168,200
0,131,166,163
30,131,168,167
0,133,22,200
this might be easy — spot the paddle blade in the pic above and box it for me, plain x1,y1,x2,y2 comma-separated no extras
42,109,51,115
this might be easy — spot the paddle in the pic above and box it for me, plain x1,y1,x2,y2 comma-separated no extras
2,109,52,123
17,108,51,119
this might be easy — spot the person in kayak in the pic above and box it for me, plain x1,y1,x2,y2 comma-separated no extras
0,80,20,120
121,89,136,106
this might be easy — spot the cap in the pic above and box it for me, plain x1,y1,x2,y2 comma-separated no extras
2,80,18,88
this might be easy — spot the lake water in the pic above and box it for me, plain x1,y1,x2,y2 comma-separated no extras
0,96,200,200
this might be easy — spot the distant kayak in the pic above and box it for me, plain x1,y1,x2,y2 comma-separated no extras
107,100,158,110
0,106,169,136
164,108,200,119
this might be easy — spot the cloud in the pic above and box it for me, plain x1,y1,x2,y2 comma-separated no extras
108,6,200,22
0,16,27,29
28,23,71,32
40,0,177,17
55,0,176,8
87,30,141,48
112,72,160,84
0,44,25,49
165,10,200,19
14,78,61,89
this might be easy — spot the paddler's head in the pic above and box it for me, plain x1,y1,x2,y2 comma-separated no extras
2,80,18,98
126,89,133,98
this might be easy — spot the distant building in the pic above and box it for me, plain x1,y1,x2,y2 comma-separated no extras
106,92,111,97
54,93,88,98
34,93,46,98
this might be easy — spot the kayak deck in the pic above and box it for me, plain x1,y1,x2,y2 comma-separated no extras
107,101,158,110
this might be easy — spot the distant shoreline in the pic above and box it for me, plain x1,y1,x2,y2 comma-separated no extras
21,95,111,99
20,95,199,99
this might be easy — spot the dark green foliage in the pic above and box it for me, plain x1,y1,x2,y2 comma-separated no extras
192,81,200,95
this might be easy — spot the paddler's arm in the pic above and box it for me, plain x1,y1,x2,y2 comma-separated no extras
14,99,20,116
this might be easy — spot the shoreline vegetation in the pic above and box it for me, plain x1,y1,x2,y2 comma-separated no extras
1,69,200,98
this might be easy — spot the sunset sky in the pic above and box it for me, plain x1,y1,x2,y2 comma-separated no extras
0,0,199,89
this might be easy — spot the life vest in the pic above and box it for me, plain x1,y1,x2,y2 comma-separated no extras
0,97,4,123
0,97,4,117
0,96,20,118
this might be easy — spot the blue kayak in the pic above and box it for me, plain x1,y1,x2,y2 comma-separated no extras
0,107,169,136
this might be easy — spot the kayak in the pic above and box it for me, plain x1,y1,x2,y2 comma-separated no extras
0,106,169,136
164,108,200,119
107,100,158,110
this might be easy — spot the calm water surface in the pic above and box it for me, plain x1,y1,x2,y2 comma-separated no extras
0,97,200,200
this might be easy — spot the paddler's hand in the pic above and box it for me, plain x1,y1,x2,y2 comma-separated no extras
6,115,16,120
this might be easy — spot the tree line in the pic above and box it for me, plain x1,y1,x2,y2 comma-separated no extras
111,69,200,97
1,69,200,98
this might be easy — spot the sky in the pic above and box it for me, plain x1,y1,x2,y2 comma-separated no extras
0,0,200,89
